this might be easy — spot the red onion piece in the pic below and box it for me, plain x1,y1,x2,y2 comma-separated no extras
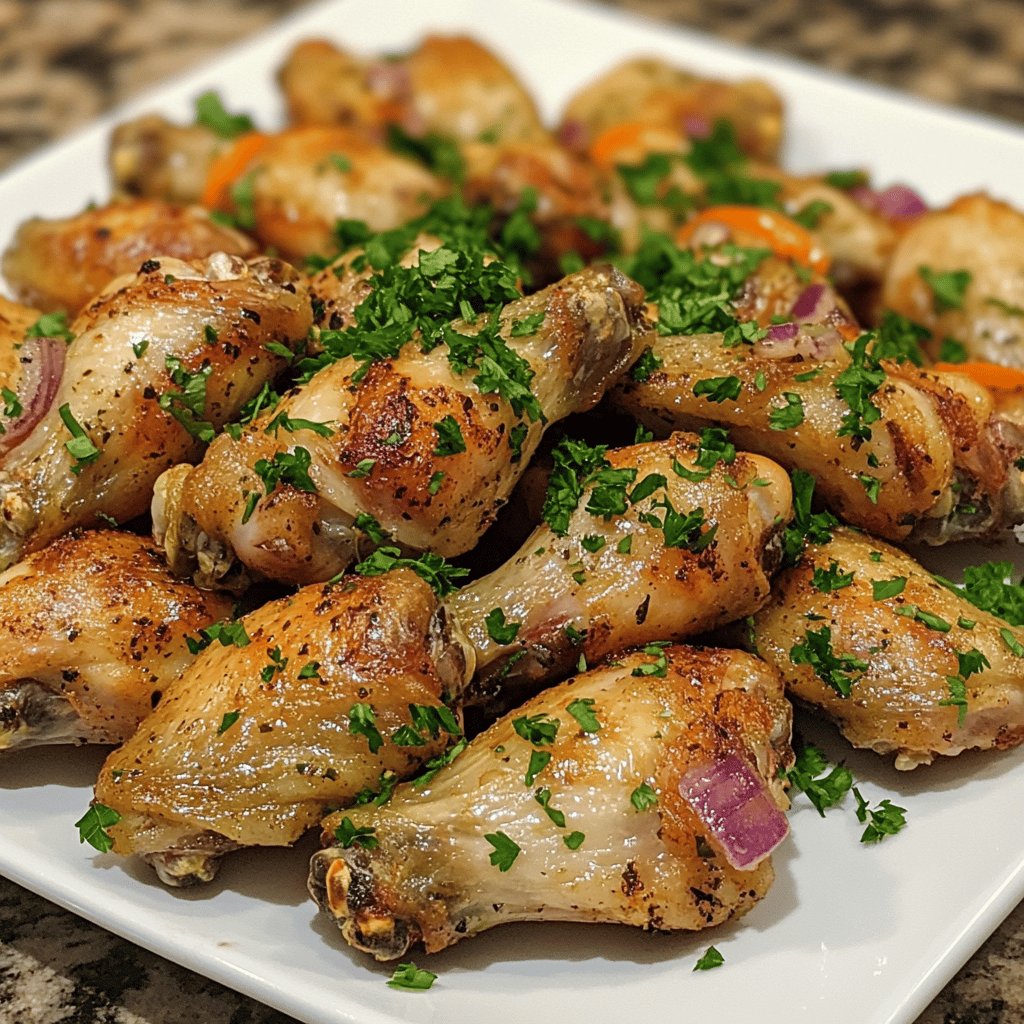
682,113,711,139
766,322,798,342
678,753,789,870
791,283,826,320
0,336,65,459
365,60,411,101
558,119,588,151
851,183,928,220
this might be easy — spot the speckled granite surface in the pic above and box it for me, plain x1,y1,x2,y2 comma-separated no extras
1,1,1023,1022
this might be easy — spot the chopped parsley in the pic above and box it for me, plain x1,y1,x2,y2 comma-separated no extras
484,831,521,871
159,355,215,443
693,374,742,403
918,266,972,314
566,697,601,733
513,713,560,746
790,625,868,697
938,337,968,363
333,817,378,850
785,744,853,816
630,346,663,382
386,962,437,991
630,641,670,677
217,711,240,735
853,787,907,844
693,946,725,971
781,470,838,566
348,702,384,754
433,415,466,456
185,620,251,654
630,781,658,811
74,803,121,853
352,547,469,597
871,577,906,600
811,561,854,593
264,411,334,438
26,310,74,343
564,830,585,850
768,391,805,430
58,404,101,473
485,607,521,644
194,90,255,138
524,749,551,787
834,333,885,444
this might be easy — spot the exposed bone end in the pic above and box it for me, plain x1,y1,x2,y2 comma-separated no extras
0,481,35,570
0,681,92,751
428,604,477,703
309,847,419,962
143,849,225,887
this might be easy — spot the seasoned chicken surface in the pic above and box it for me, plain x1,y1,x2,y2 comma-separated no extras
279,35,547,143
1,200,257,315
154,264,649,588
881,193,1024,366
558,57,784,162
310,645,793,959
92,569,474,886
0,254,312,568
614,332,1024,543
751,527,1024,768
0,295,41,391
0,530,232,750
447,431,792,711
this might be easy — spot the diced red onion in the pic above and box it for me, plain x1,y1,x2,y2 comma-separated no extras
766,322,798,342
682,113,711,139
678,753,789,870
791,283,826,320
558,119,588,151
0,336,65,459
365,60,412,101
851,183,927,220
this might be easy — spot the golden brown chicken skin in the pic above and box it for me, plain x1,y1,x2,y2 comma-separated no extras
614,331,1024,544
91,568,474,886
0,295,42,392
0,254,312,568
278,35,547,144
558,57,784,163
310,644,792,960
881,193,1024,366
751,527,1024,769
447,432,792,711
2,200,257,315
154,264,649,588
0,530,232,751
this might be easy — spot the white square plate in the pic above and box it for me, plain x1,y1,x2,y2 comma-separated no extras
1,2,1023,1023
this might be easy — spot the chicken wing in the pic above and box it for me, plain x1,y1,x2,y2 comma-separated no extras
881,193,1024,366
278,35,547,143
614,330,1024,543
2,199,257,315
0,530,232,751
558,57,784,163
153,264,649,588
310,644,792,960
750,527,1024,769
447,431,791,711
91,568,474,886
0,253,312,568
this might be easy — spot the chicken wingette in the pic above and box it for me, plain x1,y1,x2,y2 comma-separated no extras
1,199,257,315
278,35,547,144
90,568,474,886
0,254,312,568
750,527,1024,769
310,645,792,960
448,430,792,711
0,530,232,751
881,193,1024,366
153,263,649,588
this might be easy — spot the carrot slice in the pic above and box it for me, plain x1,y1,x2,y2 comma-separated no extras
677,205,831,275
588,122,658,169
201,132,271,212
932,361,1024,392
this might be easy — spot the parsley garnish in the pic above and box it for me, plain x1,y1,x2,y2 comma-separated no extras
348,702,384,754
693,375,742,403
484,831,521,871
768,391,805,430
919,266,972,314
834,334,885,444
352,547,468,597
58,403,100,473
386,962,437,991
264,411,334,438
785,744,853,816
410,737,468,788
26,310,74,343
74,803,121,853
185,620,251,654
938,337,968,363
218,711,240,735
333,817,378,850
630,781,658,811
433,415,466,456
693,946,725,971
630,347,663,382
853,787,907,844
385,123,463,182
513,713,560,746
524,749,551,787
631,641,670,677
347,458,376,479
790,626,868,697
566,697,601,733
871,577,907,600
780,470,838,566
195,90,255,138
159,355,215,442
564,830,585,849
485,607,521,644
811,561,854,593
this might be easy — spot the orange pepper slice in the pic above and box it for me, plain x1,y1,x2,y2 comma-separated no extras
201,132,271,212
588,122,654,169
932,361,1024,392
677,205,831,275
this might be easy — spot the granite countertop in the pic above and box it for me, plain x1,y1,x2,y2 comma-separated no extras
1,1,1023,1021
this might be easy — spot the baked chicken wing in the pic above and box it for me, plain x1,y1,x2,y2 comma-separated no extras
1,199,257,315
447,431,791,711
310,644,792,960
91,568,474,886
751,527,1024,769
881,193,1024,366
0,530,232,751
0,254,312,568
154,264,649,588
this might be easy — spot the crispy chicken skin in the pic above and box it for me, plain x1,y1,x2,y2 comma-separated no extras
2,200,257,315
153,265,649,588
92,569,475,886
0,295,42,392
0,254,312,569
614,333,1024,543
0,530,232,751
881,194,1024,366
751,528,1024,769
278,35,547,143
558,57,784,162
447,432,792,711
310,645,792,960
